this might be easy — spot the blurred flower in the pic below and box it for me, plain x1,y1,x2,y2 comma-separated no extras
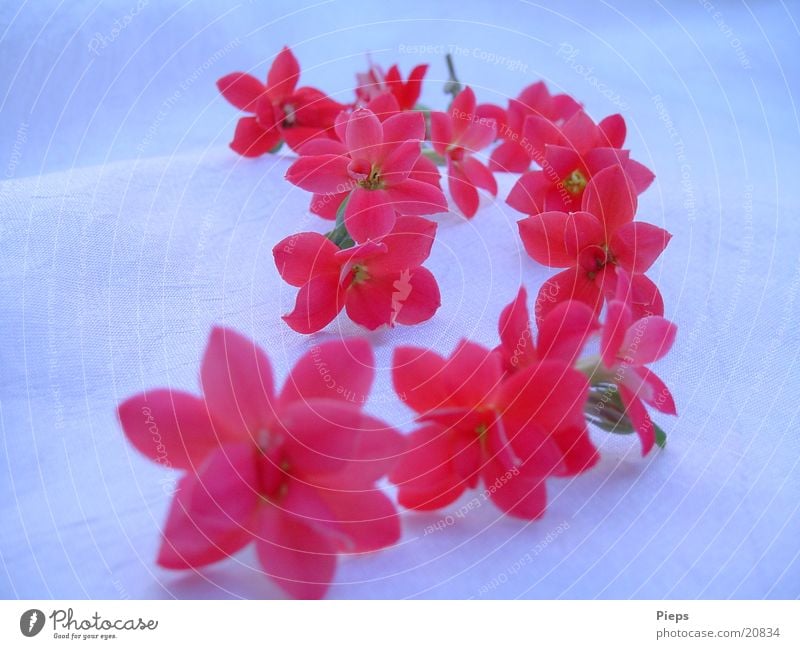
517,165,671,321
430,87,498,217
217,46,344,155
118,329,403,599
356,61,428,110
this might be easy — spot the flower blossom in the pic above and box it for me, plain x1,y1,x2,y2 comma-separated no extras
517,165,671,321
304,94,442,220
274,216,440,332
355,62,428,110
486,81,581,173
118,328,404,599
390,316,599,518
285,107,447,242
217,46,344,155
506,110,655,214
430,87,498,217
595,271,677,454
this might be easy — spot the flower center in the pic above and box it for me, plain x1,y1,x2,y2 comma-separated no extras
562,168,587,195
351,264,370,284
282,102,296,127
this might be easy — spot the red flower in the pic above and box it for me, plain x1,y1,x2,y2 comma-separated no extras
118,328,404,599
217,46,344,156
286,107,447,242
506,110,655,214
495,286,598,374
274,216,440,332
430,87,498,217
598,271,677,454
356,62,428,110
517,165,671,321
488,81,581,173
305,94,442,220
390,340,598,519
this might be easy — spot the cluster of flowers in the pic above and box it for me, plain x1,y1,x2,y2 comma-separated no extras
117,46,678,599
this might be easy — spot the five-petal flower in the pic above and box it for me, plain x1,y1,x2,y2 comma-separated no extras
118,328,403,599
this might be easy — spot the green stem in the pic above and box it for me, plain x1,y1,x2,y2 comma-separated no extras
443,53,462,102
325,195,355,249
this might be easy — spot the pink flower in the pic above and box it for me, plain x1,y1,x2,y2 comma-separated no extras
517,165,671,321
507,110,655,214
390,340,598,518
118,328,404,599
305,94,442,220
274,216,440,332
356,62,428,110
217,46,344,155
598,271,677,454
495,286,598,375
430,87,498,217
488,81,581,173
285,107,447,242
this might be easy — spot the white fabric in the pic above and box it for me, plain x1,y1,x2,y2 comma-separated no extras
1,0,798,599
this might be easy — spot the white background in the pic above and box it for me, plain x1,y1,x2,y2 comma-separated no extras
0,0,798,599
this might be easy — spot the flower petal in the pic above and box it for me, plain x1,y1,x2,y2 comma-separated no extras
381,139,421,186
267,46,300,101
279,338,374,407
384,179,448,216
581,164,638,233
346,108,383,163
344,188,396,242
461,156,497,195
506,170,550,216
429,111,453,156
283,273,344,334
537,299,599,365
285,154,352,193
497,286,535,371
273,232,341,287
599,114,626,148
381,110,425,144
481,455,548,519
369,215,437,273
628,367,677,415
200,327,276,438
621,316,677,366
611,221,672,273
318,488,401,553
345,273,395,330
391,267,441,326
256,504,337,599
489,140,531,173
389,424,468,511
217,73,264,112
230,116,280,157
518,210,603,268
157,444,259,569
601,299,633,369
618,387,655,456
448,162,479,217
118,390,222,470
534,267,603,322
